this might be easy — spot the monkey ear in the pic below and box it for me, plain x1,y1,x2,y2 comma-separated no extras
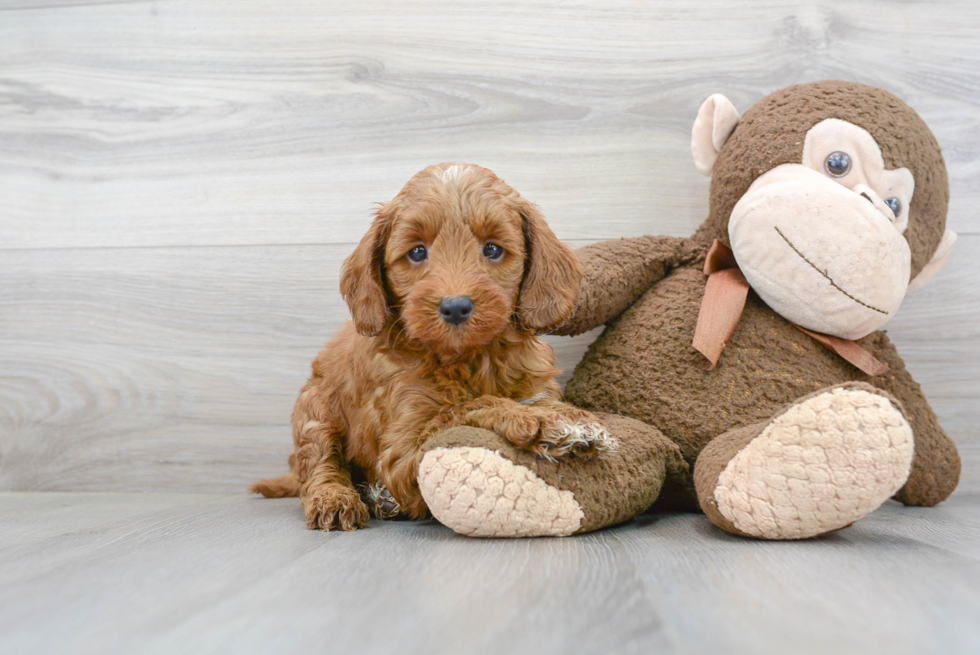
691,93,741,176
908,229,957,293
516,200,582,332
339,207,391,336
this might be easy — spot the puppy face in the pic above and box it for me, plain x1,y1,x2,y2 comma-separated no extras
385,166,526,353
340,163,581,354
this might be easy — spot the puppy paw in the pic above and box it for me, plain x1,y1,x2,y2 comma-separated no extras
302,485,370,531
358,482,401,520
496,407,615,461
539,413,616,460
491,410,547,453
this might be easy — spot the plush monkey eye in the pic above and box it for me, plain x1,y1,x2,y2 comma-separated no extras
824,151,852,178
482,243,504,261
883,197,902,219
407,245,427,263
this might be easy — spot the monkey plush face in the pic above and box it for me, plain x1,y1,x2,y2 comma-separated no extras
727,119,915,338
691,81,956,340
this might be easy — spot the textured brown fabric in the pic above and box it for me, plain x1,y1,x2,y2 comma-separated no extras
565,264,961,507
867,340,961,506
795,326,890,377
692,80,948,280
553,235,702,337
421,413,687,533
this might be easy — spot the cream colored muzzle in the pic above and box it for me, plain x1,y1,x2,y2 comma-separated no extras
728,164,911,340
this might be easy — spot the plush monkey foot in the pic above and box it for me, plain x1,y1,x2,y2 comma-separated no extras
695,382,915,540
418,414,686,537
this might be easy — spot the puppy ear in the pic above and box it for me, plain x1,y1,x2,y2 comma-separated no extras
340,206,391,336
516,200,582,332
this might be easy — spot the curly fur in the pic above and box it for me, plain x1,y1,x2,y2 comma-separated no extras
250,163,607,530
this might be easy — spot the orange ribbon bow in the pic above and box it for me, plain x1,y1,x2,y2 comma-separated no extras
692,239,889,377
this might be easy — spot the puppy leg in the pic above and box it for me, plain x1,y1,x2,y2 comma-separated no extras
448,397,613,460
293,405,369,532
526,399,616,459
376,433,429,520
372,395,614,520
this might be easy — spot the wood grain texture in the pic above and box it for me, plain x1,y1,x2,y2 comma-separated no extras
0,0,978,250
0,243,602,491
0,0,978,494
0,238,976,493
1,491,979,654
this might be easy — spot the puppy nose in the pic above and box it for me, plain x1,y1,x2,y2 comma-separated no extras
439,296,474,325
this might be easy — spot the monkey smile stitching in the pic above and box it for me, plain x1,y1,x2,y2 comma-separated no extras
773,226,889,315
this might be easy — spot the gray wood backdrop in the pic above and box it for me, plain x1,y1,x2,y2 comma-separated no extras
1,0,977,493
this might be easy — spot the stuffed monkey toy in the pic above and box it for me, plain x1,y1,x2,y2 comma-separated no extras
417,81,961,539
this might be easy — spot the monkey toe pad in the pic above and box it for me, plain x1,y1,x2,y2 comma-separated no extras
418,447,584,537
713,387,914,540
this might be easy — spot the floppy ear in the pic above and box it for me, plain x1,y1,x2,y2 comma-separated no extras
340,207,391,336
515,200,582,332
691,93,740,176
908,229,957,293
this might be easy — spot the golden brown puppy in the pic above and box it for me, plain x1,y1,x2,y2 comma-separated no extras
251,163,611,531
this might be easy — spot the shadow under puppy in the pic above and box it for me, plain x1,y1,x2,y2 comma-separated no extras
251,163,612,530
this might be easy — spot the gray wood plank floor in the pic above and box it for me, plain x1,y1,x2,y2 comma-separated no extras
2,491,979,655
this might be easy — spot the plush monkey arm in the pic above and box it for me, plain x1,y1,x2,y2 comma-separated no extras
553,235,702,336
871,334,961,506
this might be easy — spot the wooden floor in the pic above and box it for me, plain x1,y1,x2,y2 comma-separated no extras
2,491,979,655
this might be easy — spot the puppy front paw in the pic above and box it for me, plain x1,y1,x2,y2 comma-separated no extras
303,485,370,531
496,407,615,461
539,413,616,460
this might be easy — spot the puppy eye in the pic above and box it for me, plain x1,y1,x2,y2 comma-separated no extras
824,151,852,178
407,245,427,263
482,243,504,261
884,197,902,219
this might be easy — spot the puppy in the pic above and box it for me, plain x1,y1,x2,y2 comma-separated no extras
251,163,611,531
